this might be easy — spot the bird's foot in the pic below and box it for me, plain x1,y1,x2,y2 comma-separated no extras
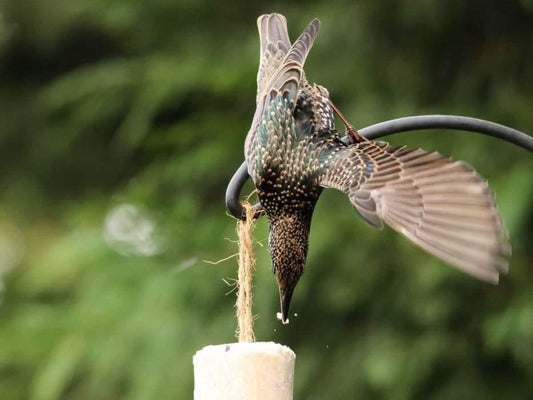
329,100,367,143
250,203,266,219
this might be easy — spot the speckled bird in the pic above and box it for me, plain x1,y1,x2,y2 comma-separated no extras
245,14,510,324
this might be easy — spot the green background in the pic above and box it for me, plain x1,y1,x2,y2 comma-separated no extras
0,1,532,399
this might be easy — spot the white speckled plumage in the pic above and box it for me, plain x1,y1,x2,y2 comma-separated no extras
244,14,510,323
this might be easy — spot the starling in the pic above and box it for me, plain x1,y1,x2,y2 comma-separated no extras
245,14,510,324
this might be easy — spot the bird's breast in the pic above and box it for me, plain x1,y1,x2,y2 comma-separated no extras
256,163,322,216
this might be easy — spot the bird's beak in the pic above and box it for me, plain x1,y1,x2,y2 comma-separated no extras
279,287,294,325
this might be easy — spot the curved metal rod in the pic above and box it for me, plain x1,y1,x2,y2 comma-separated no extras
226,114,532,220
225,161,252,221
359,115,533,148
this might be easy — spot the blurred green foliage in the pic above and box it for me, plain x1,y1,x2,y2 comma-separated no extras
0,0,532,399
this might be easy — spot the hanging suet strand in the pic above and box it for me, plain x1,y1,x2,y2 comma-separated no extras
244,14,510,324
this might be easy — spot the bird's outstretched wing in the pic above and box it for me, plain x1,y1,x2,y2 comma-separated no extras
255,14,319,107
246,15,320,161
319,141,510,283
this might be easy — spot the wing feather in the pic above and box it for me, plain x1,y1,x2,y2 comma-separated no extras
320,141,510,283
256,14,291,100
246,15,321,164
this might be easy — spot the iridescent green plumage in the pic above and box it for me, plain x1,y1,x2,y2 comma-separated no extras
244,14,510,324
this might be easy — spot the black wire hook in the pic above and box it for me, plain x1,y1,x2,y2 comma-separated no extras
226,114,533,220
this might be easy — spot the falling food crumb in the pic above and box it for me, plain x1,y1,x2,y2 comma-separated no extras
326,345,329,349
294,313,298,317
276,312,289,324
273,329,277,332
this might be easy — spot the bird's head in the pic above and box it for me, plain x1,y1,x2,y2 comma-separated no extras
268,213,311,324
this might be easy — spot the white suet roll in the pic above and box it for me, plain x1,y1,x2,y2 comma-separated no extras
193,342,295,400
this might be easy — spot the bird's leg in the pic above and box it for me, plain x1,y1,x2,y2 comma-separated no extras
250,203,266,219
329,100,367,143
242,190,266,220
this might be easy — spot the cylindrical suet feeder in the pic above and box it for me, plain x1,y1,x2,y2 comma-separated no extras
193,342,295,400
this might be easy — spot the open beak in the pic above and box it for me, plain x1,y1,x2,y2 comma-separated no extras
279,288,294,325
